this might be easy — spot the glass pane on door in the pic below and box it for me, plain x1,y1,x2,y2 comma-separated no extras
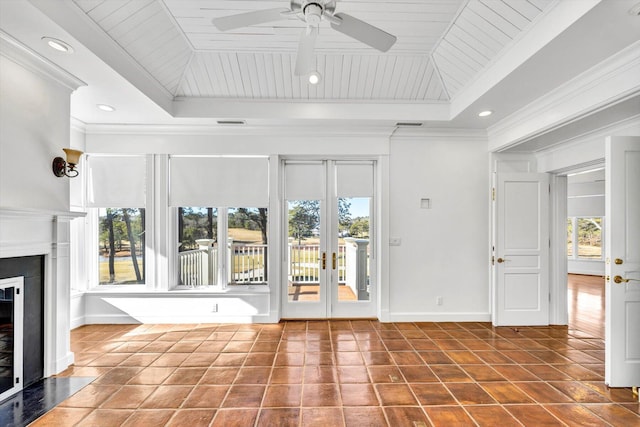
338,197,371,302
0,287,15,396
287,200,322,302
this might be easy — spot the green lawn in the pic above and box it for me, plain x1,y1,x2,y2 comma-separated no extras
99,259,144,284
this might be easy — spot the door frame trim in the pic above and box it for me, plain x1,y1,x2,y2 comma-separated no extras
279,156,385,320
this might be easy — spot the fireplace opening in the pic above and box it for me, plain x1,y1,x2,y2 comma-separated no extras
0,277,23,401
0,256,44,398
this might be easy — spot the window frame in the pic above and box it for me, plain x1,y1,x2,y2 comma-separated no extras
87,155,154,290
171,206,269,290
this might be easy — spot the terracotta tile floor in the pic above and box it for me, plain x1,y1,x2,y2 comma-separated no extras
31,319,638,427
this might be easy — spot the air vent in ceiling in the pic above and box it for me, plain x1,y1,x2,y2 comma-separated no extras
217,120,246,125
395,122,423,127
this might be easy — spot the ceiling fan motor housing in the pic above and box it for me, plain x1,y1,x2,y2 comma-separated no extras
303,3,323,25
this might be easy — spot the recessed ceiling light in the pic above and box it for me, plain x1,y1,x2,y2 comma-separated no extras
96,104,116,112
478,110,493,117
42,37,74,53
308,71,321,85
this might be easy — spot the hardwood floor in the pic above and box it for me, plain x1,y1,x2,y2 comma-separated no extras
23,274,639,426
568,274,605,339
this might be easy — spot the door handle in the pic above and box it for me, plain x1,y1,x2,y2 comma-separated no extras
332,252,337,270
613,275,640,284
496,257,506,263
321,252,326,270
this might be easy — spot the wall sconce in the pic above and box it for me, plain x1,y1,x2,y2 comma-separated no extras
52,148,83,178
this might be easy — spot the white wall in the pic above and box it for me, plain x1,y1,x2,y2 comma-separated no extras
387,134,490,321
0,55,71,211
0,40,84,375
79,129,494,323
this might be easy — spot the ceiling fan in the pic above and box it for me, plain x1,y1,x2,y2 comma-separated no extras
212,0,397,77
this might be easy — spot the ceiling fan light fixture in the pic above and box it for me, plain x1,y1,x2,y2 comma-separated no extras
308,71,321,85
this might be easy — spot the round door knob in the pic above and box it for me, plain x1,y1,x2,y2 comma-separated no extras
497,257,505,263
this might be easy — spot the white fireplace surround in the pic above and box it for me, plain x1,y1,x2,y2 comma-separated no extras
0,207,85,377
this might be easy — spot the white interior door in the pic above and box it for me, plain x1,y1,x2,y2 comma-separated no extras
494,173,550,326
605,136,640,387
282,160,377,319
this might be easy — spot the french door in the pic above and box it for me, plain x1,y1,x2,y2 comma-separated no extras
282,160,377,318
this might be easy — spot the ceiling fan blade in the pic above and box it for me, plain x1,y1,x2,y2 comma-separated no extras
212,8,289,31
329,12,396,52
295,26,318,76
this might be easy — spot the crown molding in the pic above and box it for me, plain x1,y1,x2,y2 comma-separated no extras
488,40,640,152
536,114,640,157
0,30,85,92
70,117,87,133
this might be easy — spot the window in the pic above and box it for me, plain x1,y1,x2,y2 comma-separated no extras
176,207,267,287
567,217,603,260
228,208,268,285
177,208,218,287
169,156,270,289
98,208,145,285
87,155,148,287
567,218,573,257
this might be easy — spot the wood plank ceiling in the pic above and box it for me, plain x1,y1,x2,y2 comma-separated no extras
72,0,553,102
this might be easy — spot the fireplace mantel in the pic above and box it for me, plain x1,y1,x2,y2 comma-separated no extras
0,206,86,376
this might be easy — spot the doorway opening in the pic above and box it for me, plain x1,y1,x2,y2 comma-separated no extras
564,166,605,339
282,160,377,319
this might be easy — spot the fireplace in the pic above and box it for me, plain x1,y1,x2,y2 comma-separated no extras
0,256,45,400
0,208,83,401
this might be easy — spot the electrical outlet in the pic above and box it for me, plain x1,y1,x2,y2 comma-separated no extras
212,303,218,313
436,296,443,306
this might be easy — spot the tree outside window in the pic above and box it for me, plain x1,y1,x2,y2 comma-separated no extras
567,217,603,260
98,208,145,284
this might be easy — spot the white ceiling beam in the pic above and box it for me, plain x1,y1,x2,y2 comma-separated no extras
172,97,450,122
449,0,600,119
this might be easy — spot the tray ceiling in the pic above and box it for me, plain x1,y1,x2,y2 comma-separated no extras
71,0,553,101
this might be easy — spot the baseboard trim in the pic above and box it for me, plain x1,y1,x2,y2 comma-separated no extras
83,313,276,324
70,315,86,329
388,312,492,322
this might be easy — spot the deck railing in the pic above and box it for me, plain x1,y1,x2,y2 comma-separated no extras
178,248,217,287
288,244,346,283
178,242,352,287
230,243,267,283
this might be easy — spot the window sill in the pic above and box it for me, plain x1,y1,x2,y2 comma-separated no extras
84,284,270,297
172,284,270,294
